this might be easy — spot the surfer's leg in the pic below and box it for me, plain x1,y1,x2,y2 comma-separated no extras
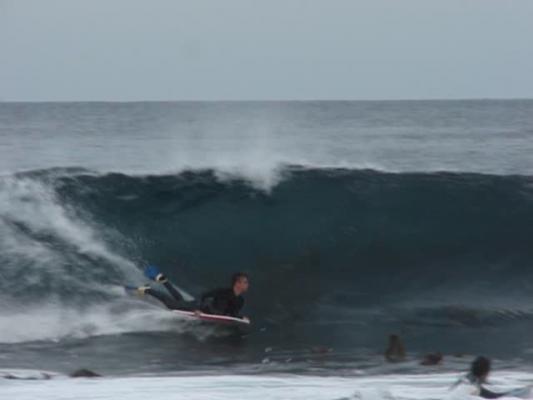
140,286,180,310
161,281,185,302
146,267,190,303
138,285,197,311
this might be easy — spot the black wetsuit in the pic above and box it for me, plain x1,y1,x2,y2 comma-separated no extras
146,283,244,317
200,288,244,317
479,387,506,399
145,281,196,311
459,374,508,399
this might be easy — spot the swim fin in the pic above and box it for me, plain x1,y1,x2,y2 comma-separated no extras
144,265,167,283
144,265,161,280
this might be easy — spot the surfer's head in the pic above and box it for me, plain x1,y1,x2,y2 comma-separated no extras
232,272,249,295
471,356,491,383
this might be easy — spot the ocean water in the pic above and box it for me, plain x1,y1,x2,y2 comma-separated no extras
0,100,533,398
2,372,532,400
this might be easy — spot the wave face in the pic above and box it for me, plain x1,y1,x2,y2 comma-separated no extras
1,167,533,355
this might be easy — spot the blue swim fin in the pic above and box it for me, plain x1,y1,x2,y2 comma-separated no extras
144,265,162,281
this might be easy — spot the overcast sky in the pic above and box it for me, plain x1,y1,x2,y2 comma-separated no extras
1,0,532,101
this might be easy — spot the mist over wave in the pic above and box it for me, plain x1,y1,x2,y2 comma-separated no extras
2,100,533,185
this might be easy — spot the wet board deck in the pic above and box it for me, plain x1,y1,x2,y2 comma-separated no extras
171,309,250,326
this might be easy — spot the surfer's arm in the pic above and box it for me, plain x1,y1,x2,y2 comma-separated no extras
199,288,228,314
200,289,220,302
226,297,245,318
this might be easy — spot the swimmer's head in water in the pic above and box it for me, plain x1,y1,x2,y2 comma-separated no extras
232,272,249,295
471,356,491,383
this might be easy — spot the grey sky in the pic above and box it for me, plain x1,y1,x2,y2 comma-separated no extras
1,0,532,101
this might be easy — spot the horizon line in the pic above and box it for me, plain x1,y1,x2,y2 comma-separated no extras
2,97,533,104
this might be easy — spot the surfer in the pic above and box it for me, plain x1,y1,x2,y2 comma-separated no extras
135,267,249,320
384,334,406,362
452,356,530,398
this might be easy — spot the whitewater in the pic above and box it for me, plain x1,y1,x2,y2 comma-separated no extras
1,100,533,399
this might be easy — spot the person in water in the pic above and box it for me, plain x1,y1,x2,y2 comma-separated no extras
384,334,406,362
454,356,527,398
136,270,249,320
